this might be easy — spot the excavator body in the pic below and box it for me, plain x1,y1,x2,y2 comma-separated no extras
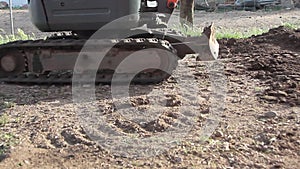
29,0,175,35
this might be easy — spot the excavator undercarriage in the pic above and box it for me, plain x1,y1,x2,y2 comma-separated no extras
0,0,218,84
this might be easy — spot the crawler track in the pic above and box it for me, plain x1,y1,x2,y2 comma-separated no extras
0,37,177,84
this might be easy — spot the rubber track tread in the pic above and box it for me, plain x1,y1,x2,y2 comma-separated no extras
0,36,177,84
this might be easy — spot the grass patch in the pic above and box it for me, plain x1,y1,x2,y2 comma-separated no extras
0,133,17,159
216,27,268,39
215,22,299,39
172,22,300,40
172,24,268,39
281,22,300,30
0,6,27,10
0,101,15,110
0,93,15,110
0,113,16,159
171,24,203,37
0,114,9,126
0,28,35,45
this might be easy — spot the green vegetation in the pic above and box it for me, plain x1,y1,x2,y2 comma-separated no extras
173,22,299,40
0,6,27,10
172,24,203,37
173,24,269,39
0,113,17,158
0,114,9,126
0,28,35,45
0,107,18,158
0,132,17,158
216,27,268,39
217,22,300,39
0,101,15,110
281,22,300,30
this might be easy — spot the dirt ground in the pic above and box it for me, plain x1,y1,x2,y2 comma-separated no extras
0,9,299,169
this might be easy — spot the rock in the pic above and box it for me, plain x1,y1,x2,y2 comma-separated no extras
173,156,182,164
277,90,288,97
253,164,266,168
23,160,30,165
258,111,278,120
131,97,149,106
270,164,283,169
169,155,182,164
223,142,230,151
263,111,277,119
255,133,270,145
200,108,209,114
291,107,300,114
0,1,8,9
279,97,287,103
0,153,8,162
165,95,181,107
262,95,277,102
287,115,295,119
214,130,224,138
269,137,277,144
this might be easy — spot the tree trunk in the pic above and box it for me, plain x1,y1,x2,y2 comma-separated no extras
180,0,195,26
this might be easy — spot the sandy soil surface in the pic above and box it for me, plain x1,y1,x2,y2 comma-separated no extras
0,9,299,169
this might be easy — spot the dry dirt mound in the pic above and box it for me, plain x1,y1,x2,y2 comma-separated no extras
220,26,300,106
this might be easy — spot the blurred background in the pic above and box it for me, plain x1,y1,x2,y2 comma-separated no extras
0,0,299,11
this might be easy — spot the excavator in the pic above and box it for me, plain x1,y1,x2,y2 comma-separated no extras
0,0,218,84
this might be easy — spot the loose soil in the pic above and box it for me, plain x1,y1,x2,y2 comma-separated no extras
0,9,299,169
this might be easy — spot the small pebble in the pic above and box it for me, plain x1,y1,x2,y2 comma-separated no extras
214,130,224,138
263,111,277,118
